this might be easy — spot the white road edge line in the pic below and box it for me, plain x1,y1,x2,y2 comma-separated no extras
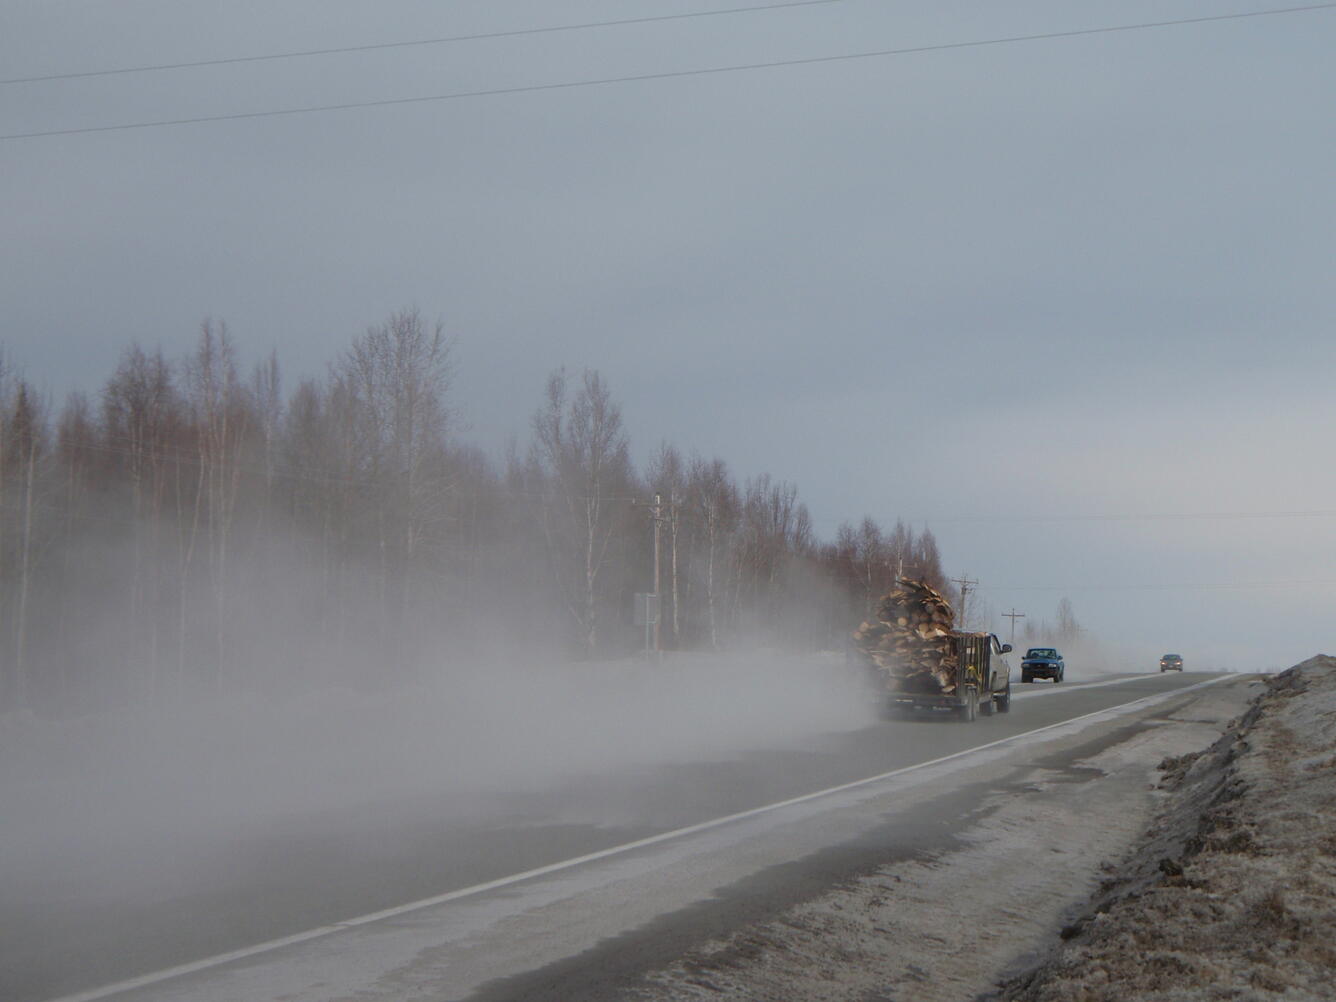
48,674,1238,1002
1011,673,1174,698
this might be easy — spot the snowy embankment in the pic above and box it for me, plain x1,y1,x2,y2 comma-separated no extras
999,654,1336,1001
619,674,1255,1001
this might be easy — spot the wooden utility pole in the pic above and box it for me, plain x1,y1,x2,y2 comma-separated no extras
635,493,672,655
652,493,662,653
1002,608,1026,646
949,575,978,629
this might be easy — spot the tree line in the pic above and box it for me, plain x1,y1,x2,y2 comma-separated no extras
0,311,949,715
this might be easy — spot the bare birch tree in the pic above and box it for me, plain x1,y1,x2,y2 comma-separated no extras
532,368,631,657
334,309,454,661
184,321,248,691
685,455,737,649
8,382,45,708
1056,597,1081,647
853,516,889,615
251,350,282,520
103,344,180,697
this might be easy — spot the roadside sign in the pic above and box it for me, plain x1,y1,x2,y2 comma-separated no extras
633,593,660,626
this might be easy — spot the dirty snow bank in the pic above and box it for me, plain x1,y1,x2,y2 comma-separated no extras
998,655,1336,1001
624,675,1252,1001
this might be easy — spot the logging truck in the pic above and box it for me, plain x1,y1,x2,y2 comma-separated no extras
883,632,1013,722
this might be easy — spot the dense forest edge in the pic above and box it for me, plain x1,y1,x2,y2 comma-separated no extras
0,311,1083,717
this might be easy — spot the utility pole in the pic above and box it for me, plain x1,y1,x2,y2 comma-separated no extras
949,575,978,629
1002,608,1026,646
648,493,663,654
634,493,670,656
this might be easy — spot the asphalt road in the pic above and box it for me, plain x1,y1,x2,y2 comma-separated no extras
6,670,1236,1002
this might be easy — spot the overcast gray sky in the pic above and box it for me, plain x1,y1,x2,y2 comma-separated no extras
3,0,1334,670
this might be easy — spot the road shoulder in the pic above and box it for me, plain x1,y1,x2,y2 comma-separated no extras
995,657,1336,1001
614,677,1257,1001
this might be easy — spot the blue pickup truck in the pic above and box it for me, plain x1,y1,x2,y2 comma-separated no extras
1021,647,1064,683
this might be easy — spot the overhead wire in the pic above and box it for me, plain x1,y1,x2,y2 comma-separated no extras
977,579,1336,593
917,508,1336,523
4,3,1335,141
0,1,842,86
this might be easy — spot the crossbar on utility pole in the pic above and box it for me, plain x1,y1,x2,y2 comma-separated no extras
1002,608,1026,646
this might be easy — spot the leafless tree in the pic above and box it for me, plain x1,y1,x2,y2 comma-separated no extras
532,368,632,657
685,455,738,649
251,350,282,517
8,382,45,707
334,309,454,660
103,343,181,696
853,516,890,615
1056,597,1081,647
184,320,249,690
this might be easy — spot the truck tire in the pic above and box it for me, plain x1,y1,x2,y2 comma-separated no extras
997,681,1012,713
1021,671,1032,684
960,687,978,722
1055,671,1063,683
980,694,995,716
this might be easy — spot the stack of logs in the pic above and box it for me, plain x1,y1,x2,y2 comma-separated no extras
852,579,959,693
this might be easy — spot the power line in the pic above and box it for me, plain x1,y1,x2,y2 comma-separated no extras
0,1,842,86
919,508,1336,523
5,3,1334,141
980,579,1336,593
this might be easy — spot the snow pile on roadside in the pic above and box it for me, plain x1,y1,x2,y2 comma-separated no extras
621,677,1252,1002
998,655,1336,1001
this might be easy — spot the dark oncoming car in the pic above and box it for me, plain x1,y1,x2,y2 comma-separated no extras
1160,653,1184,672
1021,647,1064,683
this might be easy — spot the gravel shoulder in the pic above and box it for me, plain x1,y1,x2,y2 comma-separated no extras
623,675,1259,1002
996,655,1336,1002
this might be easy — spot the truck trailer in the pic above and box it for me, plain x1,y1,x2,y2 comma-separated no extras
883,631,1013,721
850,579,1013,722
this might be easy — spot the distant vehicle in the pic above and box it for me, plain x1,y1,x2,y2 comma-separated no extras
1021,647,1064,683
1160,653,1184,672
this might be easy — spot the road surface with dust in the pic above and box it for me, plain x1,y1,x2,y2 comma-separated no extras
6,669,1249,1002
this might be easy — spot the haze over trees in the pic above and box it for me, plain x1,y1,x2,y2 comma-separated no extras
0,314,949,715
1023,596,1084,649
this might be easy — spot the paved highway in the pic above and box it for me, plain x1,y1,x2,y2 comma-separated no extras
6,670,1240,1002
